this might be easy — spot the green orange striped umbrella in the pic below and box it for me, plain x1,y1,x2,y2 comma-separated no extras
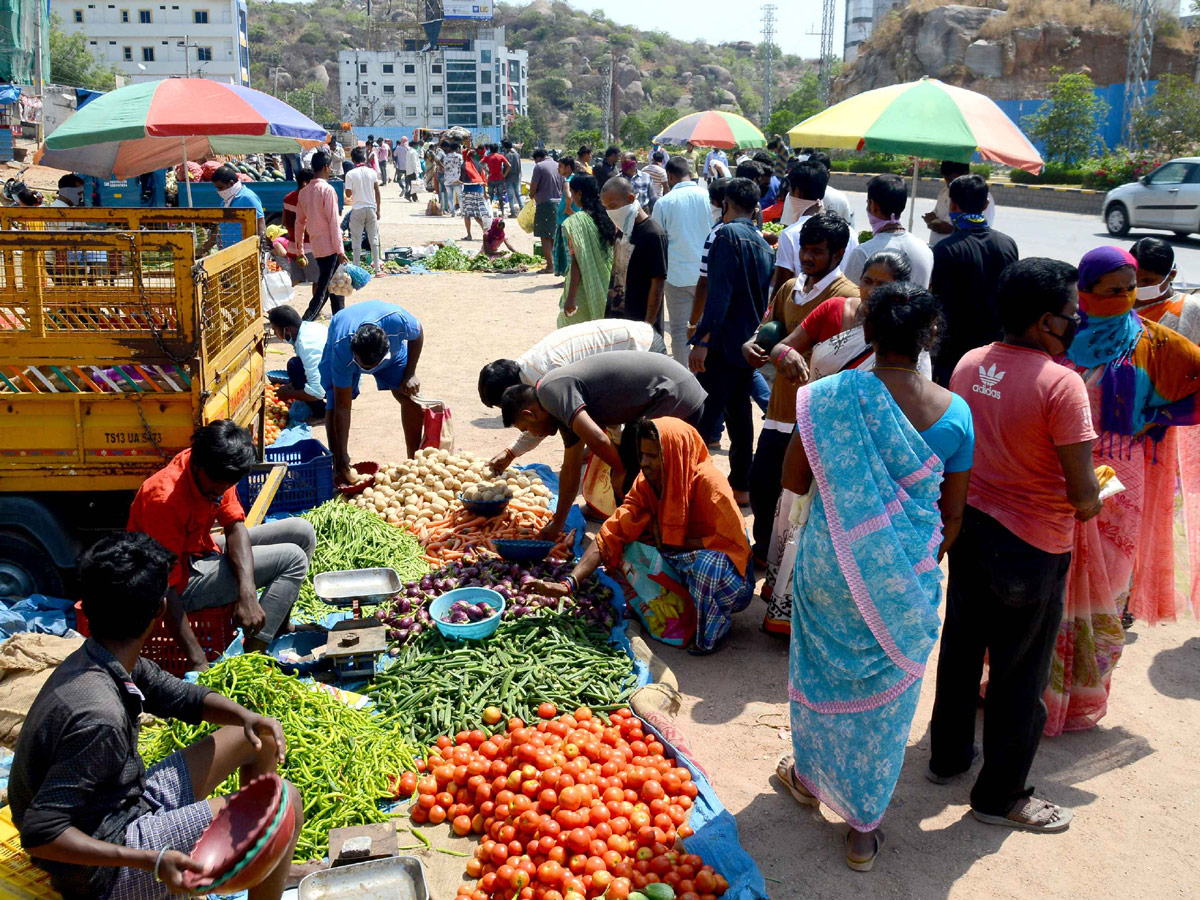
788,77,1043,173
653,111,765,149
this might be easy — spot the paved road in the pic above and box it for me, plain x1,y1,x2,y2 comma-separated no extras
840,188,1200,282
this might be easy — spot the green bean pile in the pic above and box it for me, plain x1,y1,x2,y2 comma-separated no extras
368,615,638,748
139,655,422,862
294,500,430,622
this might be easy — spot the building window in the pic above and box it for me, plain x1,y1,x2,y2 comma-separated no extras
431,63,442,73
432,105,443,115
73,9,84,22
138,8,151,22
382,84,394,94
483,112,492,126
431,85,443,94
481,70,491,84
360,84,368,95
193,8,207,23
403,64,415,74
89,40,97,45
120,8,129,20
123,45,132,60
197,46,212,61
359,63,367,73
405,105,417,116
142,46,155,61
482,91,491,105
403,84,415,95
383,105,395,117
382,63,393,74
481,49,491,63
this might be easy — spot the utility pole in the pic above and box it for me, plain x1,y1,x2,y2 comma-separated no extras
761,4,776,130
599,54,612,142
819,0,836,104
33,3,43,143
609,46,619,143
1123,0,1156,144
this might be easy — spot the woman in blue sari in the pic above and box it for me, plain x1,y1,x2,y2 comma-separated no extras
777,282,974,870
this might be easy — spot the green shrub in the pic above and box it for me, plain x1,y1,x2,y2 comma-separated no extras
1078,151,1169,191
1008,165,1086,185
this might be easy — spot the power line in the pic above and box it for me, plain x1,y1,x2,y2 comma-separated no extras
761,4,776,129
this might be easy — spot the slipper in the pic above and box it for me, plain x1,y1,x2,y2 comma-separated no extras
687,632,731,656
844,829,884,872
775,754,819,807
972,797,1073,834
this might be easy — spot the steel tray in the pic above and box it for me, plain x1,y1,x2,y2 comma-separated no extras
313,568,401,606
297,856,429,900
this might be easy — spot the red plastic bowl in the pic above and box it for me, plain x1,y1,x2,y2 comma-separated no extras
334,460,379,495
183,774,283,886
207,785,299,893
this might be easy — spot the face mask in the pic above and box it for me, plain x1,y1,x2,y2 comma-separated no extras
1135,276,1171,302
606,201,639,236
357,351,392,374
867,210,901,234
950,211,988,231
1051,314,1079,352
1078,289,1137,319
217,183,241,203
59,186,84,205
711,204,723,223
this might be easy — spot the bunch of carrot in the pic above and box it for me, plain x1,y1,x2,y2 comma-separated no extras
419,501,577,563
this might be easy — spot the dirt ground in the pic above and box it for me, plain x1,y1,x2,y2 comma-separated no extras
270,195,1200,900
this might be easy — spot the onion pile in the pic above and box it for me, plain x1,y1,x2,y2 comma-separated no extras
344,449,552,532
376,554,618,648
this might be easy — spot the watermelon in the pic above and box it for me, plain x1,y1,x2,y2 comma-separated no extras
755,319,787,352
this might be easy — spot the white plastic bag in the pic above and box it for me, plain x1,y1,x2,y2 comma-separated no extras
260,267,294,310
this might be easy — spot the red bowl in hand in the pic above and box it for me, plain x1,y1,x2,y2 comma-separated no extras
182,774,284,887
334,460,379,495
206,785,299,893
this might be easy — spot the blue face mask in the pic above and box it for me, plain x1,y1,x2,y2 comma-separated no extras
950,211,989,231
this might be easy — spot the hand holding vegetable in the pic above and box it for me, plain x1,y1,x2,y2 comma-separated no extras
488,449,515,475
526,579,570,598
742,337,769,368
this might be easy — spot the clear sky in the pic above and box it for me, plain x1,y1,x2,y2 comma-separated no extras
554,0,836,60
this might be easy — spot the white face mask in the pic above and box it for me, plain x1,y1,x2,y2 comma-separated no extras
711,204,723,223
606,201,639,237
1135,275,1172,302
217,183,241,203
357,351,392,374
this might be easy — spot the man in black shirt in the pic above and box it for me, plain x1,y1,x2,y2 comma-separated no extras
592,145,622,187
10,533,300,900
929,173,1019,385
601,176,669,331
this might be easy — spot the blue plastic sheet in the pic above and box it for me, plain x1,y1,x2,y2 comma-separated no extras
0,594,76,639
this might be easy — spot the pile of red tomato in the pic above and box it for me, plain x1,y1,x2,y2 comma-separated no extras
264,383,288,446
402,704,730,900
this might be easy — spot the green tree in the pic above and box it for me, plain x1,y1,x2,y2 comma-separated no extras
1131,74,1200,157
573,102,603,132
1021,69,1108,166
565,128,604,153
767,72,824,136
619,110,650,148
507,114,537,149
534,76,571,108
48,12,119,90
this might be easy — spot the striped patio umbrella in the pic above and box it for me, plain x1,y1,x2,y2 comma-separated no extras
653,111,766,149
787,77,1042,173
36,79,329,204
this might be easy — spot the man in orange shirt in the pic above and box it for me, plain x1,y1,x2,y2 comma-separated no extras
127,421,316,669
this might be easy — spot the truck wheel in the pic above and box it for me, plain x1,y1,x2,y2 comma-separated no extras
1105,203,1130,236
0,533,64,599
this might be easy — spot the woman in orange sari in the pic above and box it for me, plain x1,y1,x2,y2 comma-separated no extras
532,417,753,654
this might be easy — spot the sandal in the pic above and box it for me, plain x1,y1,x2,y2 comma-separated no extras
972,797,1074,834
774,754,819,807
687,632,731,656
844,829,884,872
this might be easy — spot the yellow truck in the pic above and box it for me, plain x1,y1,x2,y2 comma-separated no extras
0,207,269,597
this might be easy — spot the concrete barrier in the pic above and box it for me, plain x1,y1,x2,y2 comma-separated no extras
828,172,1106,217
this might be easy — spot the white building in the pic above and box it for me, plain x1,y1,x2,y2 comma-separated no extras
51,0,250,85
338,27,527,137
843,0,905,63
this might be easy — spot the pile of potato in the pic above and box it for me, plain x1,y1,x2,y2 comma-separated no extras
345,448,553,531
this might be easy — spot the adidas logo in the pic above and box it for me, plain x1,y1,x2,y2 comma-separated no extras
972,364,1005,399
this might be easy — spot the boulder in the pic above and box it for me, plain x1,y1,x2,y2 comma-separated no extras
699,64,732,83
306,64,329,88
715,88,737,104
624,80,646,107
675,93,694,110
618,64,639,88
914,5,1004,76
964,40,1004,79
562,36,581,47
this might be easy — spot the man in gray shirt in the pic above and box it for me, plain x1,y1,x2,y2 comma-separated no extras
529,147,564,273
500,351,706,536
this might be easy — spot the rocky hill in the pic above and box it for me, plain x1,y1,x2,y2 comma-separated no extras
840,0,1195,100
246,0,816,138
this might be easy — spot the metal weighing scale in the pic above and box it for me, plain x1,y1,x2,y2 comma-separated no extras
312,567,400,681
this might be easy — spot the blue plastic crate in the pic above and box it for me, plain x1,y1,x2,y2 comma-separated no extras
237,438,334,516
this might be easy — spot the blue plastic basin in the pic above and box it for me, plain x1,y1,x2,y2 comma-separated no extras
429,587,505,641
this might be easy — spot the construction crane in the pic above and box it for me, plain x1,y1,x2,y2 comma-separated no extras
761,4,777,129
1122,0,1156,145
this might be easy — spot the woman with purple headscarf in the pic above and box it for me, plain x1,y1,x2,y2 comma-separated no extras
1045,246,1200,734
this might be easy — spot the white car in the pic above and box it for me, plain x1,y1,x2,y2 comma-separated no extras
1104,157,1200,237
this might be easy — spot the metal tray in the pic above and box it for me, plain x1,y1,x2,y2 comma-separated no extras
313,568,401,606
297,856,429,900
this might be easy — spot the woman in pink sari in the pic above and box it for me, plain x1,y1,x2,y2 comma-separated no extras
1048,247,1200,734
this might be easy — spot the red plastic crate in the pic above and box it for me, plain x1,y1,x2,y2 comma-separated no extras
74,602,237,676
